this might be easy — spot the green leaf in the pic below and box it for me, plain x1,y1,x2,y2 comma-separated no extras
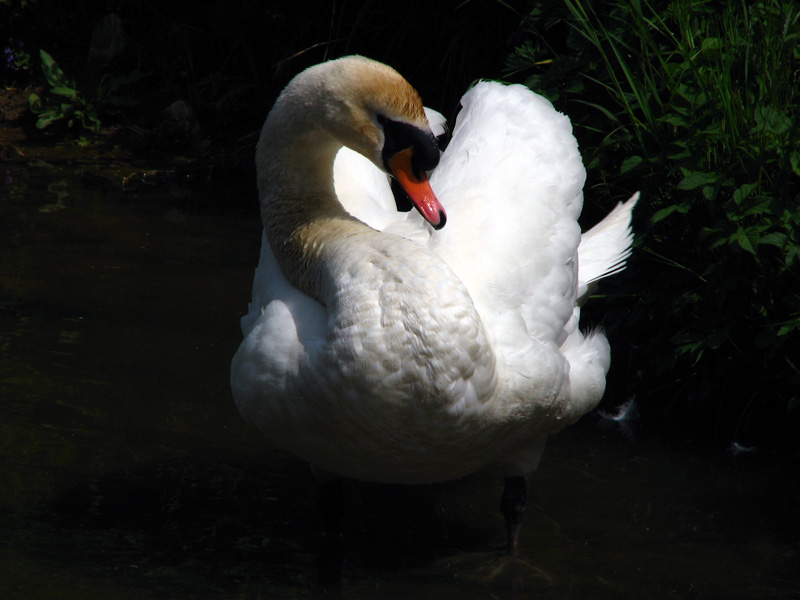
39,49,68,88
753,105,791,136
787,245,799,267
620,155,643,174
732,183,758,205
791,151,800,176
667,149,691,160
82,111,101,132
702,185,717,200
701,37,724,56
657,113,688,128
742,197,772,217
50,86,78,99
734,227,757,254
759,232,787,248
652,206,678,222
28,92,41,111
35,110,63,129
678,171,719,190
652,202,689,223
709,236,727,250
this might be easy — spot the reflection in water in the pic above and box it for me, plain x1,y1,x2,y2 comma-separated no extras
1,158,798,599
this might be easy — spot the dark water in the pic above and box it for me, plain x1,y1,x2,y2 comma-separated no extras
1,151,799,600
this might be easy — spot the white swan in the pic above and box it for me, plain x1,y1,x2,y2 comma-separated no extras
231,55,637,555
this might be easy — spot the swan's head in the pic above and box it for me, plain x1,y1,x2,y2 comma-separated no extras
276,56,447,229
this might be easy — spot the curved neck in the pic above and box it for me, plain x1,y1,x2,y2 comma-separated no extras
256,109,367,303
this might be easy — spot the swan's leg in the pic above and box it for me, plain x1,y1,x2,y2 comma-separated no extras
499,475,527,556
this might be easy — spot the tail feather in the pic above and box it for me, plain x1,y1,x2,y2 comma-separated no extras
577,192,638,304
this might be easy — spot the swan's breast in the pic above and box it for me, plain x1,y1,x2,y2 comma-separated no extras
319,233,498,416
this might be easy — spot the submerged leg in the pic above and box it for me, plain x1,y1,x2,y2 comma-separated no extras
499,475,527,556
485,475,551,591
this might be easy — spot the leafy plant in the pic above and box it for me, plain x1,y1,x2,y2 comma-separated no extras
3,39,31,72
28,49,99,131
28,49,140,134
508,0,800,449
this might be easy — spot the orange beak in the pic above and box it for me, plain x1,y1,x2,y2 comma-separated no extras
387,148,447,230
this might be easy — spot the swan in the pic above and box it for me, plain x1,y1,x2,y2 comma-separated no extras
231,55,637,557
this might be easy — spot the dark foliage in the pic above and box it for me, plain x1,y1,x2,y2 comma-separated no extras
508,0,800,452
2,0,522,141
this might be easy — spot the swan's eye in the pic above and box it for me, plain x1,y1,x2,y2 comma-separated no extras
378,114,440,178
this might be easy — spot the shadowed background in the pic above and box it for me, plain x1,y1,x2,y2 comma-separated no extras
2,0,798,598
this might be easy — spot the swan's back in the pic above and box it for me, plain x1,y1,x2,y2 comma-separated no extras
428,83,585,357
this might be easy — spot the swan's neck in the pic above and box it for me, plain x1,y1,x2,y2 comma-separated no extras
257,110,368,302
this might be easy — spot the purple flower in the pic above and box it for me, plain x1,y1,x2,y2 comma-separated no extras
4,41,27,71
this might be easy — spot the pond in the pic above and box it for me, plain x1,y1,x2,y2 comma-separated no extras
1,137,798,599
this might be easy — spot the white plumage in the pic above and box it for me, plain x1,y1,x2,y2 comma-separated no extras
231,56,636,492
